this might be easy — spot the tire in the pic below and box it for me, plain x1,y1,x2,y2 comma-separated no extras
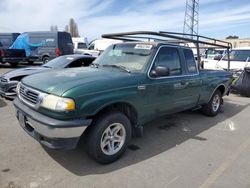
28,61,34,65
85,111,132,164
42,56,49,64
10,63,18,67
202,90,222,117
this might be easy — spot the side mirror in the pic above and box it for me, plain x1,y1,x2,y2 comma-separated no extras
150,66,170,78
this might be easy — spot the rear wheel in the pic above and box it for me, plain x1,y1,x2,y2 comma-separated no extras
202,90,222,116
42,56,49,64
85,111,132,164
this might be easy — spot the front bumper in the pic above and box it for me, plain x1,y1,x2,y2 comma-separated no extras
13,98,92,149
0,80,18,100
2,57,25,63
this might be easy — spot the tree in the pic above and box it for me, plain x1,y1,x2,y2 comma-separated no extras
50,25,58,31
64,25,69,33
65,18,80,37
226,35,239,39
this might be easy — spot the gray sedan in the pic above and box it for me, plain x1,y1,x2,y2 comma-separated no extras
0,55,96,100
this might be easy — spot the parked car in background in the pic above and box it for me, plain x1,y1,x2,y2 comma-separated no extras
0,31,74,66
202,48,227,69
78,38,122,57
0,33,20,48
13,31,232,164
72,37,88,54
0,33,25,67
0,55,95,100
216,47,250,71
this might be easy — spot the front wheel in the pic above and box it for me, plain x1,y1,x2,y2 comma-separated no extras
202,90,222,116
85,112,132,164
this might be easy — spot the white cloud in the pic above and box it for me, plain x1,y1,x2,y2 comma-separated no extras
199,4,250,36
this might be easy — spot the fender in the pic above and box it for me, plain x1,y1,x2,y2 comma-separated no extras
78,90,139,117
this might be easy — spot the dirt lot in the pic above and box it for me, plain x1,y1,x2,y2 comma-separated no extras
0,64,250,188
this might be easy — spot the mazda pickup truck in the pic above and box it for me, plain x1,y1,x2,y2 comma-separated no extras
13,35,233,163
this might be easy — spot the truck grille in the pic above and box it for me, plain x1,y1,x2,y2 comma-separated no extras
19,84,40,105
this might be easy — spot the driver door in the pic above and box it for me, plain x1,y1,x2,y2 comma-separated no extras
142,46,187,119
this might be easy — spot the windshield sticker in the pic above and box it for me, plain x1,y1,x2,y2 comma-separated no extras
135,44,152,50
66,57,74,60
109,50,122,56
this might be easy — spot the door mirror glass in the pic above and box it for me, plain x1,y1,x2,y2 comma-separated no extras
150,66,170,78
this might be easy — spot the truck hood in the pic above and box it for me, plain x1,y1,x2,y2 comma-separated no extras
3,66,49,80
22,67,143,96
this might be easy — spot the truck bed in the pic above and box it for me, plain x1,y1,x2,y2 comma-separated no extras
0,48,26,64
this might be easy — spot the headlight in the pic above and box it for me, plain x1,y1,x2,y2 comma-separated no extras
41,95,75,111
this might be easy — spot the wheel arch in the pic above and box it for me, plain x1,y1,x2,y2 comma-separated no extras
207,84,225,103
42,54,50,61
88,102,138,128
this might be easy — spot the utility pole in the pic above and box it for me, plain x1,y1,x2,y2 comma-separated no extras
183,0,199,38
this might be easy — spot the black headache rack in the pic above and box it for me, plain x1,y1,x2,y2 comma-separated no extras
102,31,232,71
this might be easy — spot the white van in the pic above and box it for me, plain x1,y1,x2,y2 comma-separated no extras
216,47,250,70
72,37,88,54
202,48,227,69
78,38,122,57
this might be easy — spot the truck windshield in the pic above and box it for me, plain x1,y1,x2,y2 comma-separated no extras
93,43,153,72
77,42,87,49
222,50,250,62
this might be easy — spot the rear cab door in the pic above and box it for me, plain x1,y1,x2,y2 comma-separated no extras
178,48,202,108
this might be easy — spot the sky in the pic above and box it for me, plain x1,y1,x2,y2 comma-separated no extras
0,0,249,40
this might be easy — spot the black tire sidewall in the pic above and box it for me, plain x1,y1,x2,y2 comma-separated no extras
10,63,18,67
211,91,222,114
86,112,132,164
203,90,222,116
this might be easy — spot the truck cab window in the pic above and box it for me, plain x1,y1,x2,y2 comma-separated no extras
153,47,182,76
88,43,95,50
183,49,198,74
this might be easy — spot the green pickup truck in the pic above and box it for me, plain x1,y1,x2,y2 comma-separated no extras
13,32,232,163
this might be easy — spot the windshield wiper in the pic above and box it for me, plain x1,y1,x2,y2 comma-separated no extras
103,64,131,73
